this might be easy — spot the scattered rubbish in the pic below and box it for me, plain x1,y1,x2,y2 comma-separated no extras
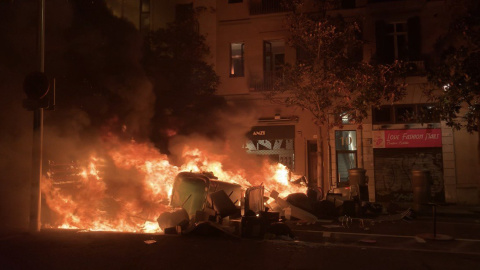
156,171,420,240
144,240,157,244
156,172,296,240
210,190,239,218
338,208,413,229
271,190,318,223
157,208,189,231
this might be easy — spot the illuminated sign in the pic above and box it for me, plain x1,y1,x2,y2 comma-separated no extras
373,129,442,148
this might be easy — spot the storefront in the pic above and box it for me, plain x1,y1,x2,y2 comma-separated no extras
244,125,295,170
372,128,445,202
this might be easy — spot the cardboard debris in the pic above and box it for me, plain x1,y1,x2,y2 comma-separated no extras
209,190,238,218
157,208,189,231
270,190,318,223
194,208,216,223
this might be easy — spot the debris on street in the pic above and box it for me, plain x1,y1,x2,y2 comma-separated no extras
156,170,418,239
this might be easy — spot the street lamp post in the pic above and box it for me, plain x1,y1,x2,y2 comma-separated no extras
28,0,46,232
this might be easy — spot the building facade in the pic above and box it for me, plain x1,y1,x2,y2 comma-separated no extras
108,0,480,205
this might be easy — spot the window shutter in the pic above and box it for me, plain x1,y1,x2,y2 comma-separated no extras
375,20,388,64
407,16,421,61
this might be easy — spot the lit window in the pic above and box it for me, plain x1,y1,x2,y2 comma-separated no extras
230,43,245,77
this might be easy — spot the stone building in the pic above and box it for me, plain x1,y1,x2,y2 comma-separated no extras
107,0,479,205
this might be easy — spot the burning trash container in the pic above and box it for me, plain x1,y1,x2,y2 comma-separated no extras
170,172,210,218
169,172,243,221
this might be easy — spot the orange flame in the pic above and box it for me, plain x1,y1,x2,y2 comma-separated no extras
42,137,306,233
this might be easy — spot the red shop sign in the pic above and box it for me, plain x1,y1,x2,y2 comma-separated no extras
373,129,442,148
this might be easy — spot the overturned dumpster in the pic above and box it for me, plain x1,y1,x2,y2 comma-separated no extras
158,171,298,239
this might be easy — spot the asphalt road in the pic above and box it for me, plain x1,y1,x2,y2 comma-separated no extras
1,217,480,270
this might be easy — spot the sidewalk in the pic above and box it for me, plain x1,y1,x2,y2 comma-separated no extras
431,204,480,218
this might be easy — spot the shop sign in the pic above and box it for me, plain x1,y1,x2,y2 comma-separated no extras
373,129,442,148
247,125,295,140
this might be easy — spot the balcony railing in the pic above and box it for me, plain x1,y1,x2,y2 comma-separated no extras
404,60,425,76
249,72,278,92
249,0,291,15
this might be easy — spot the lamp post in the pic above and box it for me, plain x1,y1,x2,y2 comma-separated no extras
27,0,46,232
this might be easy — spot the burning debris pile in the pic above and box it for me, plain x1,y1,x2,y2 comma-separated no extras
157,171,316,239
41,136,309,236
41,136,413,237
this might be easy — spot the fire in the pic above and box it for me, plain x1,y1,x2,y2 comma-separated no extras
42,136,306,233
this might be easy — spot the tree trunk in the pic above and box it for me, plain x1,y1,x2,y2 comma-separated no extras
316,125,324,198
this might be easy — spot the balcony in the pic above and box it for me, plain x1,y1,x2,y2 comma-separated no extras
404,60,426,76
249,0,291,15
249,72,277,92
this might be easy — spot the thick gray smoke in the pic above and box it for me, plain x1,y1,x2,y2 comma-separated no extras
0,0,156,231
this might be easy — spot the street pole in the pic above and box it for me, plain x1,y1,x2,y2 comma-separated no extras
29,0,45,232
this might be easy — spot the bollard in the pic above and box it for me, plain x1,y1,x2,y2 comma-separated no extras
411,169,431,212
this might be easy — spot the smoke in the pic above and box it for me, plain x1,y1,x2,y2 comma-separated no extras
0,0,273,231
168,101,274,186
0,0,158,231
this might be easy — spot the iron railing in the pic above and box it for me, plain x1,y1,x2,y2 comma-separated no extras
249,0,291,15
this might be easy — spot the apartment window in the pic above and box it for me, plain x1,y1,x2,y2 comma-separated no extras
372,104,440,125
375,17,421,63
230,43,245,77
264,40,285,84
372,106,393,124
418,105,440,123
140,0,150,33
387,22,408,61
395,105,416,123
